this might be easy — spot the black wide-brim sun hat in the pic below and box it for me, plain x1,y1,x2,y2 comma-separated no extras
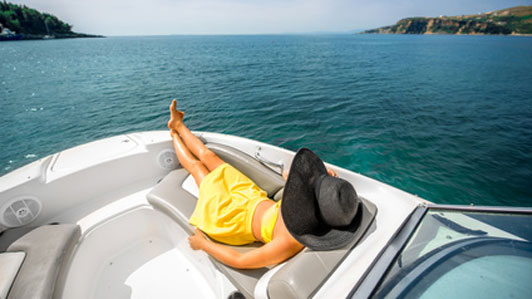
282,148,376,251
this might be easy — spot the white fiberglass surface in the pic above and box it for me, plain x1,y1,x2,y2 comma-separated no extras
51,135,138,173
94,238,215,299
62,207,236,299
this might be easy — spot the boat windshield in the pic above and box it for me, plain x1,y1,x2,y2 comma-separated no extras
372,209,532,298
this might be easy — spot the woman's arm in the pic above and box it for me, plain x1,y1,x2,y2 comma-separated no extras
189,228,303,269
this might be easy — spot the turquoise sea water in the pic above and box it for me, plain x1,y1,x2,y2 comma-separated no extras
1,35,531,207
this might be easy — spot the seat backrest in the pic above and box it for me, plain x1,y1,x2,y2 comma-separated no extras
267,198,377,299
206,143,285,197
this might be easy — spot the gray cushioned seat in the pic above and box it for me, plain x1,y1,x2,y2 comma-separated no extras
148,168,197,234
2,224,81,299
147,142,284,298
267,198,377,299
148,168,271,298
0,252,25,299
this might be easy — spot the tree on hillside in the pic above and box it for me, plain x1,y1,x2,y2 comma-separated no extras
0,1,73,35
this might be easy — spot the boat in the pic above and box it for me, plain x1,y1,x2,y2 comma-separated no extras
0,131,530,299
0,28,22,41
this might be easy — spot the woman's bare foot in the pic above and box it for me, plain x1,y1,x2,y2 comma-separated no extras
167,99,185,131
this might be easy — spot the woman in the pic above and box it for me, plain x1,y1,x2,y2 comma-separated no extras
167,99,363,269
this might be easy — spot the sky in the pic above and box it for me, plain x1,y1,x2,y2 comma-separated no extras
9,0,532,35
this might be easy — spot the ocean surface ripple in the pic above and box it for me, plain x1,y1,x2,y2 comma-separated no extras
1,35,531,207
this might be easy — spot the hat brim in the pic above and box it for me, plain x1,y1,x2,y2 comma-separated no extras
293,197,376,250
282,148,377,250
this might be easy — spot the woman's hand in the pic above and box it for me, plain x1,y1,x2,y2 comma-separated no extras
283,167,338,181
282,169,289,181
327,168,338,177
189,227,207,250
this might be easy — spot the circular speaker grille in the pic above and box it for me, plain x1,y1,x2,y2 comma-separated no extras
0,196,41,228
157,149,179,170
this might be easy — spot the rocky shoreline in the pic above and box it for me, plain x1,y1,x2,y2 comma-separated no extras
361,6,532,36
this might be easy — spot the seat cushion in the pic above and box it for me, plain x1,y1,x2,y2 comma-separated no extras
147,142,284,298
6,224,81,299
0,252,25,299
148,168,197,233
267,198,377,299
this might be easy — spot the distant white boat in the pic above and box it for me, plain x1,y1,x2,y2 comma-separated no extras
43,20,55,40
0,27,22,41
0,131,530,298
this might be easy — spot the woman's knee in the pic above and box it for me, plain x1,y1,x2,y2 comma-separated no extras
199,149,224,171
183,158,202,172
189,159,205,171
189,162,208,186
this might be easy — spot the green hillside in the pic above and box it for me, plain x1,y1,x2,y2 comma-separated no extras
0,1,101,39
362,6,532,35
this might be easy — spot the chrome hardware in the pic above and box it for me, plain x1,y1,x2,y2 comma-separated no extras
255,146,284,174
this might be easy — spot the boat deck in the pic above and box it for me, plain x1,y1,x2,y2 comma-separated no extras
0,131,424,298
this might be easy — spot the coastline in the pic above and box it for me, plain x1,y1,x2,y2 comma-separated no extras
359,32,532,37
360,6,532,36
0,33,104,41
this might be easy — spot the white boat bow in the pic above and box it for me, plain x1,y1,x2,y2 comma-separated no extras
0,131,530,299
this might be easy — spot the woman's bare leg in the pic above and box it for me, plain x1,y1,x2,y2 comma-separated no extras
168,99,224,171
170,130,209,187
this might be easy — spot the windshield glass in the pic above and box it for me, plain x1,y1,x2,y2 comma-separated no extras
373,209,532,298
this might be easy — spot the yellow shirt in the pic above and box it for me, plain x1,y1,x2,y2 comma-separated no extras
261,200,281,243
